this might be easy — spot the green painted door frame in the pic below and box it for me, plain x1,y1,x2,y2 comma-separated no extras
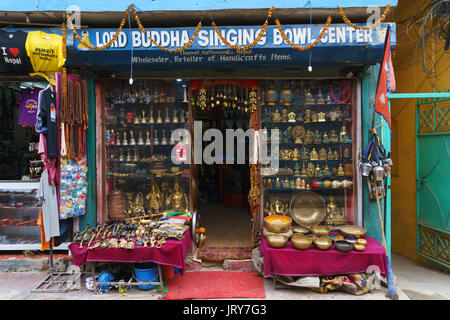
398,91,450,268
78,77,97,230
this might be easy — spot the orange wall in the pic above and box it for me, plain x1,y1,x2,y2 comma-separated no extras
390,0,450,263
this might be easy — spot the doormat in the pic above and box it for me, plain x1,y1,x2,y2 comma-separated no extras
166,271,265,300
197,247,252,262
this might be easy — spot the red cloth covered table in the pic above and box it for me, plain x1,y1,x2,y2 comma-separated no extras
260,235,388,278
68,231,191,272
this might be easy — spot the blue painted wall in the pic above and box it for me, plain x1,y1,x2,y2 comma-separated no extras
2,0,397,12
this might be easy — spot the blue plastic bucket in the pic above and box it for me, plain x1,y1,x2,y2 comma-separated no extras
134,267,159,290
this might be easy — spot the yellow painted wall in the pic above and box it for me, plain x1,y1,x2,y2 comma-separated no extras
390,0,450,264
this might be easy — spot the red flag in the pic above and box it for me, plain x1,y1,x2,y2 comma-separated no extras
374,26,395,129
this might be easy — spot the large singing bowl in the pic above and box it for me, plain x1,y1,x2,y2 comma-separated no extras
289,191,326,227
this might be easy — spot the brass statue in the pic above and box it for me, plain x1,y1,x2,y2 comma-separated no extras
304,89,315,105
329,130,339,143
316,90,325,104
134,192,146,216
281,109,289,122
310,148,319,161
319,148,327,161
325,195,346,225
304,109,311,123
166,181,189,212
292,148,300,161
269,200,288,215
288,112,296,122
318,111,326,122
311,111,318,122
146,182,163,213
273,109,281,122
337,163,345,176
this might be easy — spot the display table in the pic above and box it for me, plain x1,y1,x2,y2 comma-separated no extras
69,230,191,271
260,235,388,278
68,231,191,295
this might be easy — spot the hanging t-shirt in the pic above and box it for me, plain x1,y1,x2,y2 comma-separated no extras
18,88,40,127
35,86,58,158
0,30,33,73
25,30,65,85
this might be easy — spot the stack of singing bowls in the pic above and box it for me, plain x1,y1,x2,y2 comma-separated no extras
263,215,292,248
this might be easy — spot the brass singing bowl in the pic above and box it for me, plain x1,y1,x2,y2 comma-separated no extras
353,242,366,251
333,235,345,243
264,215,292,233
334,240,353,252
340,225,367,239
292,225,310,235
289,191,326,227
266,234,289,248
311,225,330,237
291,234,312,250
263,227,293,239
313,237,332,250
356,238,367,245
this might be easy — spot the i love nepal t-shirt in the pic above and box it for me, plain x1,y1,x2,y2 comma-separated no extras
0,30,33,73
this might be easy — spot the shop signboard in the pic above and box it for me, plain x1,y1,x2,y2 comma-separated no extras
66,23,396,69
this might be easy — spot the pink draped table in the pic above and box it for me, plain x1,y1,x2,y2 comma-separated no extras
260,235,388,278
68,231,192,272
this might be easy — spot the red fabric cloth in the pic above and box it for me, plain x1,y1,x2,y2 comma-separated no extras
68,231,191,271
260,235,388,278
166,271,265,300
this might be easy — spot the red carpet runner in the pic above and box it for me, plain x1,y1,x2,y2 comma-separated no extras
166,271,266,300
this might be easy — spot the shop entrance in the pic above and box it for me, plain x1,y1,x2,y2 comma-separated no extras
192,80,254,249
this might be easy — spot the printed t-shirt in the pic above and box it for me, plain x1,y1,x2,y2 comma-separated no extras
25,30,65,85
18,88,40,127
0,30,33,73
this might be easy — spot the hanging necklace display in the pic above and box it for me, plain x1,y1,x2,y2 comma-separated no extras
126,149,132,162
137,130,144,145
132,148,138,162
145,130,151,146
173,109,178,123
141,110,147,124
119,150,124,162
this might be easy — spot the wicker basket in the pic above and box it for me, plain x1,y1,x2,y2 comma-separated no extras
108,191,127,221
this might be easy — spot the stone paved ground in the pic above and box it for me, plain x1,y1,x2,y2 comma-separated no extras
0,252,448,301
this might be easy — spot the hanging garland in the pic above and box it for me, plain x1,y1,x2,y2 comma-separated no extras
338,4,391,30
67,5,131,51
65,3,390,54
212,6,275,52
131,4,202,53
274,16,332,51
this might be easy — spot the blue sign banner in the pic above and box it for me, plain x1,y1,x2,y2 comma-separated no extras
67,23,396,69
